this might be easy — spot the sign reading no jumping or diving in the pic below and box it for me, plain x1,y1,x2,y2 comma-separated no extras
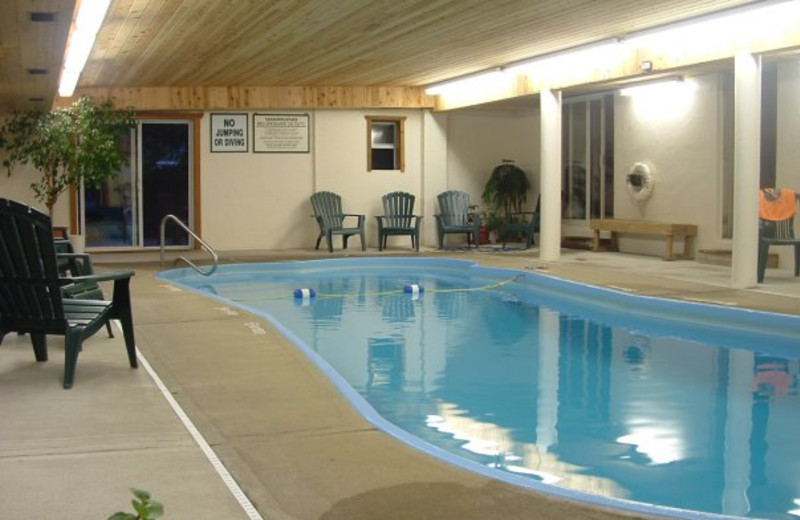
210,113,249,152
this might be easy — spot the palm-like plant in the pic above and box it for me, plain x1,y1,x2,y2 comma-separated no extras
481,159,530,235
0,96,135,216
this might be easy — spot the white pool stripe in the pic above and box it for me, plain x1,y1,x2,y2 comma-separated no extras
133,342,265,520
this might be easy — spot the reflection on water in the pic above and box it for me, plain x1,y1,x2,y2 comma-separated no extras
173,263,800,520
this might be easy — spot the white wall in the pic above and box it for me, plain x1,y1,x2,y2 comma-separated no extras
201,111,315,251
195,109,431,252
446,108,541,209
613,73,727,257
422,111,449,246
0,158,71,225
314,109,425,249
776,60,800,189
775,60,800,269
202,105,544,252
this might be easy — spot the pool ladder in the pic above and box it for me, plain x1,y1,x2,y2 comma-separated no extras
159,214,218,276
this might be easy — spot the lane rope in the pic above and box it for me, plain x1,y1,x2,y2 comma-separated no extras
229,274,524,303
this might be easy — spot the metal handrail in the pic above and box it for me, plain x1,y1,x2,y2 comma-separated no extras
159,214,218,276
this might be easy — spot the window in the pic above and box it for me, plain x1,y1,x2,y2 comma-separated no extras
366,116,405,171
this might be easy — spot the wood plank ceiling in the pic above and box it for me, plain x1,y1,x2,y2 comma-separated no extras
0,0,764,113
0,0,75,112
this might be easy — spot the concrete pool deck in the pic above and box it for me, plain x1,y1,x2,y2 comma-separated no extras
1,248,799,519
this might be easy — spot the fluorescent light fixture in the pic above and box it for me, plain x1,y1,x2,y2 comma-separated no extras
504,39,621,74
424,0,799,102
625,0,800,47
58,0,112,97
425,68,504,96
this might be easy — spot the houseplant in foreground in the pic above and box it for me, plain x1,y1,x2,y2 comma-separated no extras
107,488,164,520
0,96,135,217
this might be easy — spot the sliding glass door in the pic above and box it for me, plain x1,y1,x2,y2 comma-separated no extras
562,94,614,223
82,119,193,249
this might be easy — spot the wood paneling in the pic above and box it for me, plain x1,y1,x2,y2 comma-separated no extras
0,0,74,112
83,0,758,90
0,0,783,112
54,85,435,110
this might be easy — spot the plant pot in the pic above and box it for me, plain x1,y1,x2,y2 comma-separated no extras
69,234,85,253
478,225,490,245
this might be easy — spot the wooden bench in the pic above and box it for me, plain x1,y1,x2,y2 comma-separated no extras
590,219,698,260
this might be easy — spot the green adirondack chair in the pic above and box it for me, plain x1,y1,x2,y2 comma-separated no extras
501,194,540,249
435,190,480,249
53,230,115,337
376,191,423,251
758,188,800,283
310,191,366,253
0,198,138,388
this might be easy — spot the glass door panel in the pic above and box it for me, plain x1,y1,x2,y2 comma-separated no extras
141,122,191,246
83,131,137,248
563,103,587,219
562,95,614,223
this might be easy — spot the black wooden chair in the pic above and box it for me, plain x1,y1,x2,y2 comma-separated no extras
310,191,366,253
435,190,480,249
0,198,137,388
375,191,423,251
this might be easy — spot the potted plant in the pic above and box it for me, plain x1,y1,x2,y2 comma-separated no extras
481,159,530,240
0,96,135,219
468,204,491,244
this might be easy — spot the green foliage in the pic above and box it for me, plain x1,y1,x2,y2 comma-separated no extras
481,159,530,233
0,96,135,214
107,489,164,520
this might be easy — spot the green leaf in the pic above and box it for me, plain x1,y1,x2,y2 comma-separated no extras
131,488,151,502
147,501,165,518
107,513,136,520
133,499,148,517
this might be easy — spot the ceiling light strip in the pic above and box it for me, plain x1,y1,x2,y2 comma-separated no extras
58,0,112,97
425,0,800,96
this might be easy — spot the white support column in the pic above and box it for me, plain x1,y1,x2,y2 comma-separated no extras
422,111,449,248
540,88,563,262
731,51,761,288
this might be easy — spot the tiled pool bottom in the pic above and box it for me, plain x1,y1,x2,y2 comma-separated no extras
159,261,800,520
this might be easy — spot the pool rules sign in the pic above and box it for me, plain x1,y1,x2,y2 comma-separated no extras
210,113,248,152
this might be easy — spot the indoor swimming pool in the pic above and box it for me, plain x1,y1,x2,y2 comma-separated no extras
159,258,800,520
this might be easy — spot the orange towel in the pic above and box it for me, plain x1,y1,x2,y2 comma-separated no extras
759,188,797,221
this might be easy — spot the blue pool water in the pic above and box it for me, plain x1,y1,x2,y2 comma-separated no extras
159,258,800,520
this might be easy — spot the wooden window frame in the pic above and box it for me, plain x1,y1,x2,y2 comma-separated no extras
366,115,406,172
